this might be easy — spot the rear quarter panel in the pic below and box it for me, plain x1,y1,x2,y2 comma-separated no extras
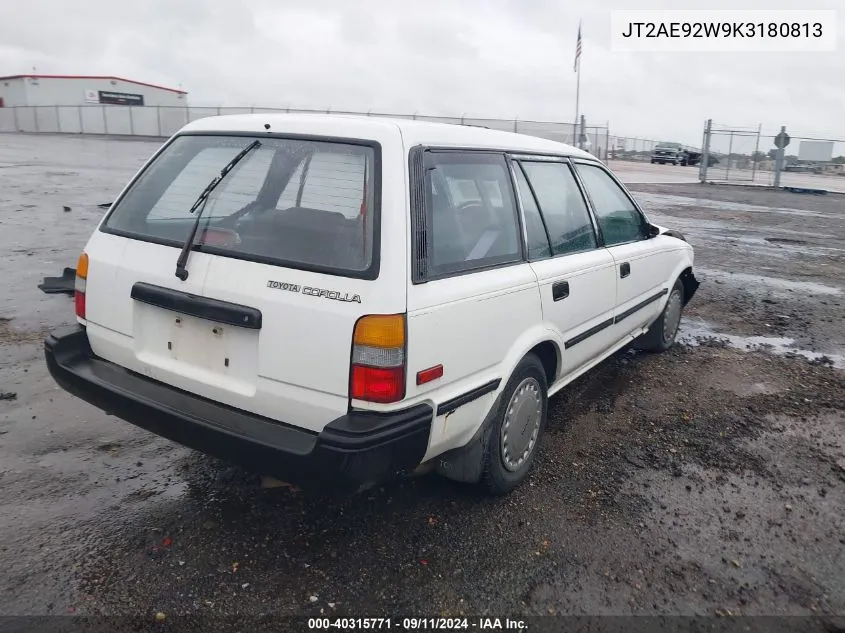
405,265,544,459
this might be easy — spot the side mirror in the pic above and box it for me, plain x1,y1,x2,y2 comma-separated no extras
647,224,661,238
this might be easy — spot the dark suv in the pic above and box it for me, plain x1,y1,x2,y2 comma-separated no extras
651,143,689,166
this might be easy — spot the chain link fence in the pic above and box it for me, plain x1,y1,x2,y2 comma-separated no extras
606,136,674,162
0,104,611,158
699,119,845,192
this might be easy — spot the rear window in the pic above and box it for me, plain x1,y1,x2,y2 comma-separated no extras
103,134,378,277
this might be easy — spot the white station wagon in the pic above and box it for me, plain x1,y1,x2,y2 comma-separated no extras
46,114,699,494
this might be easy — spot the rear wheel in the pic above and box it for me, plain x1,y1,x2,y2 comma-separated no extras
636,279,684,352
481,354,548,495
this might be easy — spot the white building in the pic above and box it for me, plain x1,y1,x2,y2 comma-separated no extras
0,74,187,108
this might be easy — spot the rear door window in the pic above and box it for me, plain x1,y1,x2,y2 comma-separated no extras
519,161,597,256
420,152,522,278
512,163,552,260
103,135,378,277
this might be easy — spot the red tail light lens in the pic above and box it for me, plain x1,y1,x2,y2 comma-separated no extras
74,290,86,319
351,365,404,403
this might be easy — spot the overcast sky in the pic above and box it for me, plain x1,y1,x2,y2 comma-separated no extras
0,0,841,146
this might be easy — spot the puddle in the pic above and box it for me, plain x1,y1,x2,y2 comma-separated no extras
732,238,844,258
633,191,838,219
696,268,843,296
679,318,845,369
765,237,806,245
640,211,843,259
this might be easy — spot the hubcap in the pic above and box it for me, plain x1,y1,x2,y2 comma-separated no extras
501,378,543,472
663,289,683,344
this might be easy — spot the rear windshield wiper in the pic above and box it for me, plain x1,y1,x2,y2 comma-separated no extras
174,139,261,280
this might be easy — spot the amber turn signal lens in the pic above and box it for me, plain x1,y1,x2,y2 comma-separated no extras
353,314,405,348
76,252,89,279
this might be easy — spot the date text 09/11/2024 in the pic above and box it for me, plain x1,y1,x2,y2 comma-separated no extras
307,617,528,630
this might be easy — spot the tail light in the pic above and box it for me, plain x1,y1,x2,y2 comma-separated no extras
74,252,88,320
350,314,405,403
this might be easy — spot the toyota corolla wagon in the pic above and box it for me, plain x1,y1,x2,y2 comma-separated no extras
45,114,699,494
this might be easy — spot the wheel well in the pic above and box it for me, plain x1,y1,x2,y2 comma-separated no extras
528,341,558,386
679,266,699,306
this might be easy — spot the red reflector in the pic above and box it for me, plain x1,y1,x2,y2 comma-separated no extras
351,365,404,403
416,364,443,385
74,290,86,319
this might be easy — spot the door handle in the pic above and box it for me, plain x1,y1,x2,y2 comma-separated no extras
552,281,569,301
620,262,631,278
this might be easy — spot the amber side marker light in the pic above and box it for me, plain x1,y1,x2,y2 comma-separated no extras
350,314,406,404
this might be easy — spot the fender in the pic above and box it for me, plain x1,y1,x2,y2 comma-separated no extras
650,222,688,243
657,251,698,313
429,324,562,473
495,323,564,393
664,229,699,304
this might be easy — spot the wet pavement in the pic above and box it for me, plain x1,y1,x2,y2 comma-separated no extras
607,160,845,194
1,134,844,626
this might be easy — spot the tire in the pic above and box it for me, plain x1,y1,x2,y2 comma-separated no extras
481,354,548,495
636,279,685,353
650,159,656,164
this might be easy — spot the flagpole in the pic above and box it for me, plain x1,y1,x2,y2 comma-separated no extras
573,20,582,148
574,61,580,148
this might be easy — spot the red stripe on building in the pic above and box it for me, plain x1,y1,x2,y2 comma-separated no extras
0,74,186,95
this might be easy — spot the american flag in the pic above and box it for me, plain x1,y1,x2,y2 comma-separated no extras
574,22,582,72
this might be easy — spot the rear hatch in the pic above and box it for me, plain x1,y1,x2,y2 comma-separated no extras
82,131,401,432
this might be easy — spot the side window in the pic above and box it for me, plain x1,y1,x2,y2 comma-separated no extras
575,163,646,245
423,152,521,277
513,164,551,260
519,161,597,256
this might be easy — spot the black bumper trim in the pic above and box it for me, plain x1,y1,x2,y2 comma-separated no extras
45,325,433,491
565,318,614,349
614,288,669,324
436,379,501,416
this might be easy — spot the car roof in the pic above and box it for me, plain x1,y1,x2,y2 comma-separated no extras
179,113,596,160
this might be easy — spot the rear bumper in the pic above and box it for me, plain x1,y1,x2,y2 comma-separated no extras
45,325,433,492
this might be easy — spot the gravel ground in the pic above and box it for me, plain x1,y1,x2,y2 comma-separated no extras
0,135,843,630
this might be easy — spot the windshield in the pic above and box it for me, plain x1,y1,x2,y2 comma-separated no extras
103,134,379,277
